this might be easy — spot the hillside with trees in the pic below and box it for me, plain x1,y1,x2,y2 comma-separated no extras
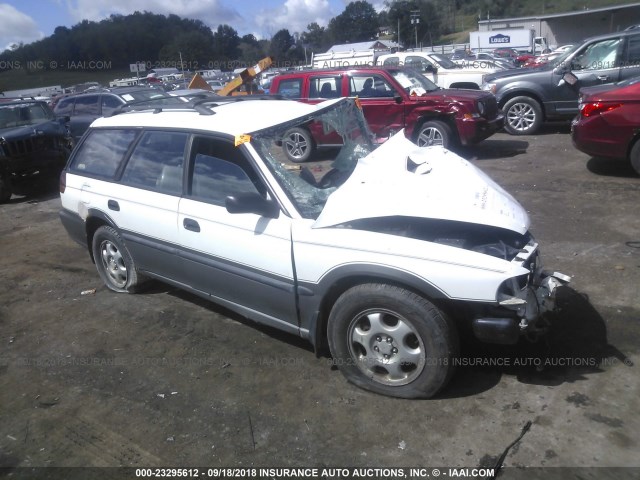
0,0,629,84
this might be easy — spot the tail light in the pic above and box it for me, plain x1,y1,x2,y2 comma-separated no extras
580,101,622,117
59,171,66,194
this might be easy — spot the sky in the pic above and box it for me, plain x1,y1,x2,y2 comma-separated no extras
0,0,386,51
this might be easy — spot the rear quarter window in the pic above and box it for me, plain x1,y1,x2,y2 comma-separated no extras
275,78,303,99
69,129,138,178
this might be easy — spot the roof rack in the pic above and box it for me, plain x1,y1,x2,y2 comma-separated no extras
108,93,288,117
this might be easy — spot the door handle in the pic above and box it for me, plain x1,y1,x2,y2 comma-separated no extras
107,199,120,211
183,218,200,232
597,75,610,81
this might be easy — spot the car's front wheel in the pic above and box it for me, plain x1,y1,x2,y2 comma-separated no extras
327,284,458,398
92,226,141,293
503,96,543,135
282,127,315,163
415,120,454,149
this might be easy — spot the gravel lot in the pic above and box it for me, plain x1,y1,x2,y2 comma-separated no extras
0,126,638,478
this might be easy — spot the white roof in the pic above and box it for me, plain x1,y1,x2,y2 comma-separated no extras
326,40,399,53
90,98,342,137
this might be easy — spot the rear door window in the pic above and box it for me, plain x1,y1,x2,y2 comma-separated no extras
73,95,100,115
309,76,342,98
69,129,138,178
275,78,303,99
121,131,188,195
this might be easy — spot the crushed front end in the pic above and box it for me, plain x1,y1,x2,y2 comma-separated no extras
472,237,571,344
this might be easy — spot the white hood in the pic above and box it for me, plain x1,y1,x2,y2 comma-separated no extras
313,132,530,235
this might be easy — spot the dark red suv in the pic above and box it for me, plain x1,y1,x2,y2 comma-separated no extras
270,67,504,162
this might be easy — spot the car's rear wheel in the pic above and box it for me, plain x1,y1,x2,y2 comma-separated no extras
503,96,543,135
283,127,314,163
630,139,640,175
415,120,453,149
0,173,12,203
92,226,140,293
327,284,458,398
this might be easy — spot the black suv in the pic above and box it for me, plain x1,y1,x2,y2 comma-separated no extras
53,86,170,142
482,29,640,135
0,99,71,202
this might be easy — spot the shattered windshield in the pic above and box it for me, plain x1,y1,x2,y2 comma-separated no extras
390,69,439,94
252,99,374,219
0,102,55,129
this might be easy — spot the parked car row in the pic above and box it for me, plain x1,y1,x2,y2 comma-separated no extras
5,23,639,206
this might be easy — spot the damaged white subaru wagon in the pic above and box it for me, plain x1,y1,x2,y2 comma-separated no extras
59,96,569,398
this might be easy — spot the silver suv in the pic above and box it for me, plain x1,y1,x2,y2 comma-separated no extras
59,96,569,398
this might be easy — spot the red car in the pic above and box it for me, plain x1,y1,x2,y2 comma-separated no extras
571,77,640,174
270,66,504,162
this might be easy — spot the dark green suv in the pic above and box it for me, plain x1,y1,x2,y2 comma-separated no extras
482,29,640,135
0,99,71,202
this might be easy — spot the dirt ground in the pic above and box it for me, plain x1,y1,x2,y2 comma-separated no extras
0,125,639,478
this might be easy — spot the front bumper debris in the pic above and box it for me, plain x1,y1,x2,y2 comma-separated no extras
473,242,571,345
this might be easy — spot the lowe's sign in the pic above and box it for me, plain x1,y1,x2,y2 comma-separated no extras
489,34,510,44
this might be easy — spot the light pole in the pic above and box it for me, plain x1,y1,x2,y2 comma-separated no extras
410,11,420,49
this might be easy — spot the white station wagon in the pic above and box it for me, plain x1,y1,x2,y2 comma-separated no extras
59,97,569,398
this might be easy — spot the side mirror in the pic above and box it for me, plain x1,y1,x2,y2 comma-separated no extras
425,64,437,73
394,94,403,104
225,192,280,218
561,72,578,86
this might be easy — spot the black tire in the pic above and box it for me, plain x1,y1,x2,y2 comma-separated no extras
503,96,543,135
415,120,454,149
282,127,315,163
630,139,640,175
327,284,458,399
92,226,140,293
0,174,12,203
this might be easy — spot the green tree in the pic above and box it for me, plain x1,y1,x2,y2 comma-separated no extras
300,22,330,53
238,35,266,66
269,29,295,60
212,24,241,66
386,0,442,47
327,1,379,44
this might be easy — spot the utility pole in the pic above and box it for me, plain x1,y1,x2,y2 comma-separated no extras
410,10,420,49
